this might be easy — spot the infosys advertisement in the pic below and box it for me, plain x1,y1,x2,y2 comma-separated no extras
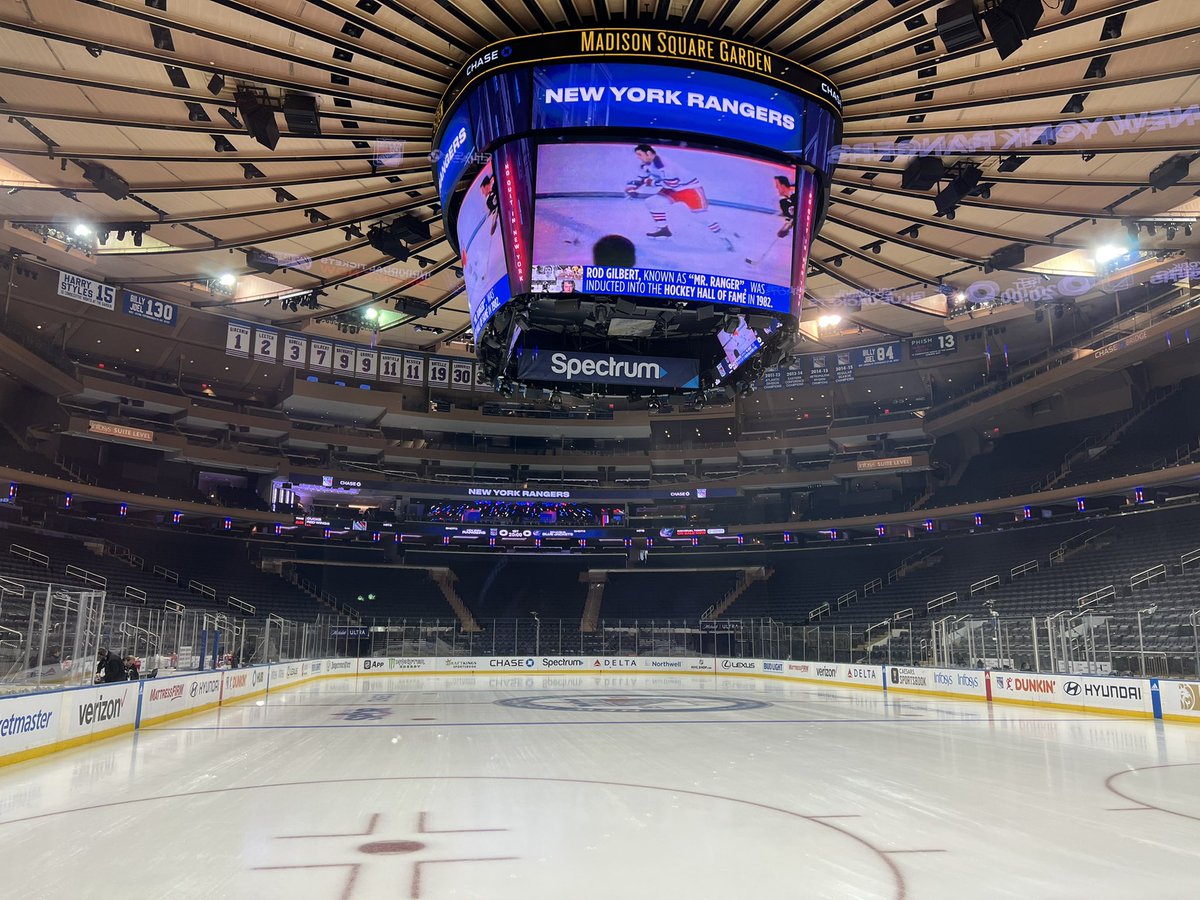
458,160,511,335
533,141,798,314
516,349,700,389
533,62,807,157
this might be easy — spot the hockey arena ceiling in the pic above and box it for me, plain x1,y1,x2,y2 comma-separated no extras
0,0,1197,357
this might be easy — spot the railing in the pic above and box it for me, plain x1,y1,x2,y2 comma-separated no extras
0,575,25,598
927,591,957,613
1011,559,1039,579
893,607,914,621
65,565,107,589
1130,564,1167,591
104,541,145,570
1181,547,1200,570
153,565,179,584
1078,585,1116,610
228,596,257,615
10,544,49,568
164,599,186,612
808,602,830,622
863,578,882,595
970,575,1000,596
836,589,858,610
124,586,147,603
187,580,217,600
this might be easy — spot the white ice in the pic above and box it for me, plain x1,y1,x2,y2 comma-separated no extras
1,674,1199,899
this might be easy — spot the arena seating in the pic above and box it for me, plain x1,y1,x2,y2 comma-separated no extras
292,562,454,620
0,524,317,620
925,412,1125,507
1059,380,1200,487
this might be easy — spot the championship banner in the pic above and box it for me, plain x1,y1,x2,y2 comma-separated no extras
282,334,307,368
379,350,404,383
355,348,379,379
428,356,450,387
332,344,356,377
225,322,251,357
57,270,116,310
402,354,425,385
253,328,278,362
450,358,474,390
309,339,332,372
473,362,491,392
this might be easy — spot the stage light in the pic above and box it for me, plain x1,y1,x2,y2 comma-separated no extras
1093,244,1126,265
363,307,378,321
217,273,237,288
817,314,841,328
1149,154,1191,192
235,89,280,150
82,163,129,201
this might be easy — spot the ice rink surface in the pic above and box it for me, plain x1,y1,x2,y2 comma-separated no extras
2,673,1199,899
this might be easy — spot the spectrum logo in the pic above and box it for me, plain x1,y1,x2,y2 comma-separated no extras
550,352,666,382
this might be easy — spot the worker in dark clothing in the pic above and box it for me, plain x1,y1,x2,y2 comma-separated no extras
95,648,125,684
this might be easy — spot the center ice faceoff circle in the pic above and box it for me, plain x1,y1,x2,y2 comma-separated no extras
495,694,769,712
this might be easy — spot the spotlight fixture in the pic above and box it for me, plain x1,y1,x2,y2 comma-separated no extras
81,163,129,201
1149,154,1192,192
343,223,364,240
85,44,104,58
935,164,982,218
207,73,226,95
234,88,280,151
983,0,1044,61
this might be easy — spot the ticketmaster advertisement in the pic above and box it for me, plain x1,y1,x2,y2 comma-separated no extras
533,141,798,314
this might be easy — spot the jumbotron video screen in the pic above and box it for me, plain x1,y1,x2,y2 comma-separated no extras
432,28,842,399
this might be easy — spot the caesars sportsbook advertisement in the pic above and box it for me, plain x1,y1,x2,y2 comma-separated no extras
433,28,841,386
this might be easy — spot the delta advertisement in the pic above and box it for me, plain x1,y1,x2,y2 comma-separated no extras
532,142,798,314
516,349,700,389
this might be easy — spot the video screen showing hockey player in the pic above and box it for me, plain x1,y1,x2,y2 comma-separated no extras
715,315,780,379
457,160,511,335
533,141,798,314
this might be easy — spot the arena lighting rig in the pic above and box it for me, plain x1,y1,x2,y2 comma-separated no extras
429,27,843,400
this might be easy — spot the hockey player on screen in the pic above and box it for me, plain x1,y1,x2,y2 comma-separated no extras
625,144,735,252
480,174,500,235
774,175,796,238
